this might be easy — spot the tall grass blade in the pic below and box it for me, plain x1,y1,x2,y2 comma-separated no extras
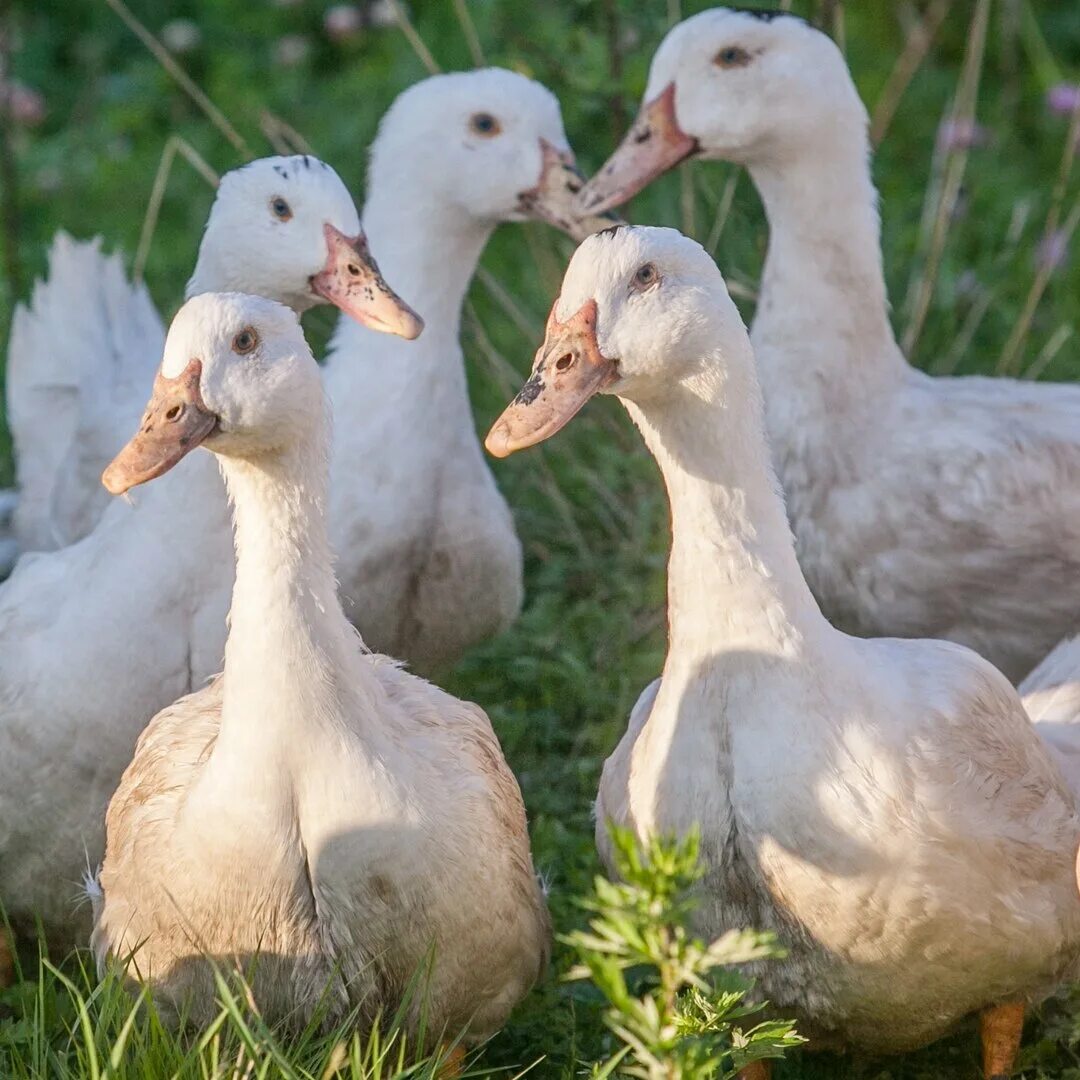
998,87,1080,373
101,0,252,158
385,0,441,75
900,0,990,360
870,0,952,146
451,0,485,68
135,135,220,283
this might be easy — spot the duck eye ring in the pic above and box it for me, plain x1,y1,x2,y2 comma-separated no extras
469,112,502,137
270,196,293,221
633,263,659,289
714,45,752,68
232,327,259,355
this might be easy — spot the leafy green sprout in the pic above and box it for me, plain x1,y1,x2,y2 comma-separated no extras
561,825,804,1079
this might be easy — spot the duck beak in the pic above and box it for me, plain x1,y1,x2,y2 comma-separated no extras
102,359,218,495
310,224,424,340
486,298,616,458
577,83,698,215
516,139,624,241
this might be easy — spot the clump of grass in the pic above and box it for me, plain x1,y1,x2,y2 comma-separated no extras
0,947,468,1080
563,826,802,1079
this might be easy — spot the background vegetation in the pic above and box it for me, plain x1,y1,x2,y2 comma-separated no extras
2,0,1080,1075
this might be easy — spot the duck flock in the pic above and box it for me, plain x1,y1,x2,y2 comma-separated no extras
4,7,1080,1078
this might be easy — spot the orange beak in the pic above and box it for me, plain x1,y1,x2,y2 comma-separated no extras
102,359,218,495
516,139,624,242
485,298,617,458
310,224,424,340
577,83,698,215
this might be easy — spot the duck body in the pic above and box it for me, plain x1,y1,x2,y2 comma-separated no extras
746,123,1080,681
0,457,231,953
6,232,163,552
327,317,522,672
599,632,1080,1051
94,661,546,1034
92,293,548,1037
491,226,1080,1059
762,347,1080,683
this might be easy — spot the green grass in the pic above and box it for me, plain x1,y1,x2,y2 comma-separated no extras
3,0,1080,1076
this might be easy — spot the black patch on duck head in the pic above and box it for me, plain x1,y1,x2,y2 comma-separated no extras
729,6,801,21
273,164,288,179
597,224,627,240
514,372,545,406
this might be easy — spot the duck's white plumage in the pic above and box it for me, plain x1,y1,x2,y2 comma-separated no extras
7,232,164,552
0,454,231,953
579,8,1080,683
0,155,391,954
325,68,615,672
499,225,1080,1055
1020,637,1080,794
90,293,549,1036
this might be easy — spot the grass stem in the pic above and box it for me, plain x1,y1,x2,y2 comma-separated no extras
101,0,252,158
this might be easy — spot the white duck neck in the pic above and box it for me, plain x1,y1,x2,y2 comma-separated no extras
624,342,826,666
214,405,362,755
327,168,494,419
747,120,906,410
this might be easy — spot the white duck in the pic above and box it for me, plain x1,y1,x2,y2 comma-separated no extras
91,292,549,1038
6,156,417,555
487,225,1080,1079
0,157,418,959
325,68,616,671
578,8,1080,683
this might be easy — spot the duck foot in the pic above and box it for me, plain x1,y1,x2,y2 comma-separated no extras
436,1043,467,1078
0,929,13,988
980,1000,1024,1079
737,1062,772,1080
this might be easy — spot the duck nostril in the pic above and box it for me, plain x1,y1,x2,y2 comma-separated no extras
555,353,575,372
165,404,185,422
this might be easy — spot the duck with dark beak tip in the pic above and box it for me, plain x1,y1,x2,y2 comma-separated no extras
485,296,617,459
575,83,699,216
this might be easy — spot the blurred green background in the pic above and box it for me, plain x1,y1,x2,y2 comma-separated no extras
3,0,1080,487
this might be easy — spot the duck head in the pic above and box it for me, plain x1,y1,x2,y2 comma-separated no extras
577,8,863,214
189,155,423,338
373,68,621,241
486,224,738,456
102,293,323,494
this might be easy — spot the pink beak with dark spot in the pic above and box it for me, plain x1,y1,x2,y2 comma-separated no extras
310,224,424,340
486,297,617,458
102,359,218,495
577,83,698,215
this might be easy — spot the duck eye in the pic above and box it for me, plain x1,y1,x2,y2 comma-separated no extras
633,263,659,289
270,196,293,221
714,45,752,69
469,112,502,138
232,327,259,355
